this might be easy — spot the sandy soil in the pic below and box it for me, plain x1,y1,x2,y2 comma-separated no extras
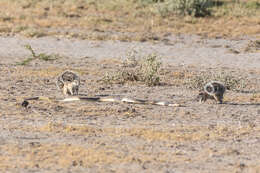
0,34,260,173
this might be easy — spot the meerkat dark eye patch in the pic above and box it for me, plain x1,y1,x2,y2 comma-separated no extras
206,86,213,92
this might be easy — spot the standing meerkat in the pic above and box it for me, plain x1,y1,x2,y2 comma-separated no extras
198,81,226,104
56,70,80,96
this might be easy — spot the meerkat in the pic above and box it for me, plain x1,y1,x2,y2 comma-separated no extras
56,70,80,96
198,81,226,104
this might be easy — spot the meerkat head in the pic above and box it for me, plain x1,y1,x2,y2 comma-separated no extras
204,81,226,96
56,70,80,96
198,81,226,104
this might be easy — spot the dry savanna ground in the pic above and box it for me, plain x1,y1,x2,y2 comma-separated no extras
0,0,260,173
0,0,260,40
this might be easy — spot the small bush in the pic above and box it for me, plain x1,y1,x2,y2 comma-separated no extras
140,54,161,86
101,50,161,86
156,0,212,17
243,40,260,53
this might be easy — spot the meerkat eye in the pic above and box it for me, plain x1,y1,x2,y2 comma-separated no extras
206,86,213,92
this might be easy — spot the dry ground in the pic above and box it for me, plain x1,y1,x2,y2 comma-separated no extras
0,0,260,40
0,34,259,173
0,0,260,172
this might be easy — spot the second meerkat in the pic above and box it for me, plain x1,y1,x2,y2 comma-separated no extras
198,81,226,104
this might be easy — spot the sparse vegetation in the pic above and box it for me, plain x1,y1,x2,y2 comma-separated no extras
155,0,212,17
0,0,259,39
243,40,260,53
184,71,248,91
1,43,260,173
101,50,161,86
139,54,162,86
0,1,260,172
17,44,60,65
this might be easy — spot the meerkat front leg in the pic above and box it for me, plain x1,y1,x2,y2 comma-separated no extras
214,93,224,104
198,91,207,103
62,82,72,96
198,91,215,103
72,83,79,95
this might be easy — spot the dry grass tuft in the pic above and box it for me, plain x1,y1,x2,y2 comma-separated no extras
0,143,123,169
34,123,260,143
1,120,259,171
